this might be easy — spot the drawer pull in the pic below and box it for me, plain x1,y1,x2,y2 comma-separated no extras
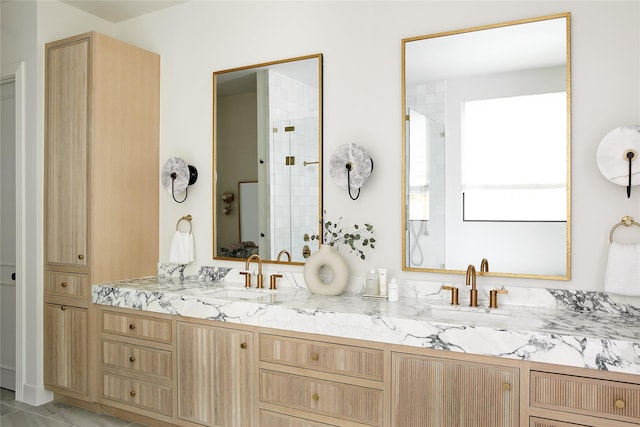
130,390,136,397
60,282,68,288
311,353,319,361
615,399,626,409
502,383,511,391
240,342,247,349
78,254,84,260
60,306,66,311
129,356,136,362
129,324,136,330
312,393,319,401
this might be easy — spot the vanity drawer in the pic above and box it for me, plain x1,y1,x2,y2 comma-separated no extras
529,417,592,427
260,410,337,427
530,370,640,423
45,271,89,301
102,310,172,344
102,372,173,416
260,370,383,426
259,334,384,381
102,340,172,380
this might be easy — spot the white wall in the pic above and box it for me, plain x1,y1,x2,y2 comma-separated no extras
113,1,640,291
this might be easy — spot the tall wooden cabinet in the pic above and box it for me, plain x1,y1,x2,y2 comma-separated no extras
44,32,159,402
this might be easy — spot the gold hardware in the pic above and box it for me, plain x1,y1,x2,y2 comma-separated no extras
480,258,489,273
176,214,193,234
129,324,135,330
302,245,311,259
240,271,251,288
609,216,640,243
285,156,296,166
615,399,626,409
245,254,264,289
130,390,136,397
129,356,136,362
277,249,291,262
502,383,511,391
405,114,410,121
312,393,319,401
60,282,67,288
285,126,295,132
304,161,319,166
489,289,508,309
240,343,247,349
441,285,459,305
269,274,282,290
60,306,66,311
78,254,84,260
466,265,478,307
303,233,310,242
311,353,319,361
272,127,278,133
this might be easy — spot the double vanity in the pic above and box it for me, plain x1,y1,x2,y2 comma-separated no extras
80,265,640,427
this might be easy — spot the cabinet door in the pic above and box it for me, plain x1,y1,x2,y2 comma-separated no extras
44,303,88,395
392,352,519,426
177,322,253,426
45,38,89,268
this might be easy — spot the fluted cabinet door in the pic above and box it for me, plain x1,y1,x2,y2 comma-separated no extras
176,322,253,427
45,37,89,269
44,303,89,396
392,352,519,427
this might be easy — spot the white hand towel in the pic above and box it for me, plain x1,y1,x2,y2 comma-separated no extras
604,241,640,296
169,230,194,264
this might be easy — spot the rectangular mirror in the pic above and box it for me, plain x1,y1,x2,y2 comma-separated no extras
402,14,571,279
213,54,323,264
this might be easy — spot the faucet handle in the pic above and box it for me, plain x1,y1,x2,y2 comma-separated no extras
489,289,508,309
239,271,251,288
441,285,459,305
269,274,283,290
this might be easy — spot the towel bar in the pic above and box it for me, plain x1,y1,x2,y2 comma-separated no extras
176,214,192,234
609,216,640,243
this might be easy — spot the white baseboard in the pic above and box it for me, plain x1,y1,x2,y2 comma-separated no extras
0,366,15,390
20,382,53,406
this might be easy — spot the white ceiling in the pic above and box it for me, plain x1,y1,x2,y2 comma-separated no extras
60,0,189,23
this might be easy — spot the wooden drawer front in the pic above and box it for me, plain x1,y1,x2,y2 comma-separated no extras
102,340,172,380
260,334,383,381
45,271,89,301
259,410,337,427
102,373,173,416
260,370,383,426
102,311,171,343
530,417,591,427
531,370,640,423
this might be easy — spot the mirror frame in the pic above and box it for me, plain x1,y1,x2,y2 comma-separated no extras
212,54,324,265
401,13,571,280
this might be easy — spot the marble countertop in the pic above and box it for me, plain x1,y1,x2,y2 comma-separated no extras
92,275,640,376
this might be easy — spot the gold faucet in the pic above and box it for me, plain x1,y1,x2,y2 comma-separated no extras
245,254,264,289
276,249,291,262
480,258,489,273
466,264,478,307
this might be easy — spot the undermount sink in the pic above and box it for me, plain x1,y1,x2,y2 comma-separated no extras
427,302,510,323
209,289,268,300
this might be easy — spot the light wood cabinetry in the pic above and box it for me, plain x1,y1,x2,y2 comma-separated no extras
176,321,254,427
391,352,519,426
44,31,159,402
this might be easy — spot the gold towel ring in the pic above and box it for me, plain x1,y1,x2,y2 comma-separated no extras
176,214,192,234
609,216,640,243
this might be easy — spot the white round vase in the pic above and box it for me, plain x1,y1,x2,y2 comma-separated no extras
303,245,349,296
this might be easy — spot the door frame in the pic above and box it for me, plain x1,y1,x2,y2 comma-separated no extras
1,61,25,401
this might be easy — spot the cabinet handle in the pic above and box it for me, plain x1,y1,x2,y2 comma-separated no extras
312,393,319,401
240,343,247,349
130,390,136,397
129,356,136,362
615,399,626,409
129,324,135,330
60,282,68,288
502,383,511,391
311,353,319,361
60,306,66,311
78,254,84,260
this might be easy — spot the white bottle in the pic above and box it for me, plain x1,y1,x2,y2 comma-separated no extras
365,269,380,295
387,278,399,302
378,268,388,296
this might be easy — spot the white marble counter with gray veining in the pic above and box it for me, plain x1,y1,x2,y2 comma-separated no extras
91,265,640,376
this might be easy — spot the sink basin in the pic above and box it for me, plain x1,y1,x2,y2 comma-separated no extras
427,303,510,323
209,289,267,300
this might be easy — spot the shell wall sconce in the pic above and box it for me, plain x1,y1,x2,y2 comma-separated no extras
597,126,640,198
222,191,234,215
161,157,198,203
329,143,374,200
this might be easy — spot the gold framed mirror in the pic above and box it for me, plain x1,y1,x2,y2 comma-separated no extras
402,14,571,279
213,54,323,264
